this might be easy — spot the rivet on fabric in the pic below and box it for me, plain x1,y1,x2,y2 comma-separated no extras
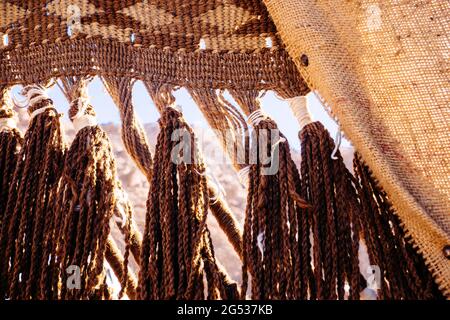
300,54,309,67
443,245,450,259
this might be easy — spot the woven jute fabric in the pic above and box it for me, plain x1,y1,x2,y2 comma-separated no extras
264,0,450,296
0,0,308,98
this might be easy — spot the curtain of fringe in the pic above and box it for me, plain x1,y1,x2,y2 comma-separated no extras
145,83,244,260
0,80,138,299
262,0,450,296
242,116,310,299
105,78,243,262
0,79,445,300
187,87,444,300
298,120,443,300
353,153,444,300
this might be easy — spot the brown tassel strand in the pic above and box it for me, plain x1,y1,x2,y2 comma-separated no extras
242,116,308,300
353,153,444,300
0,85,65,300
299,122,361,300
138,106,236,300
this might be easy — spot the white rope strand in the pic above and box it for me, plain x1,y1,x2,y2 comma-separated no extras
238,165,250,188
247,109,267,126
331,129,342,160
269,136,286,166
286,96,311,130
29,106,55,119
13,85,50,109
0,117,17,131
72,114,97,132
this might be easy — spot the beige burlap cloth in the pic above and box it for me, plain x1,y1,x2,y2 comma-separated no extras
264,0,450,296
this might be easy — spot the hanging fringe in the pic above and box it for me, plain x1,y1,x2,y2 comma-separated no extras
0,86,23,298
145,83,244,259
138,106,234,300
108,80,242,287
61,77,144,269
0,83,65,299
228,89,260,116
353,153,444,300
188,88,249,170
244,118,309,299
51,77,136,299
230,90,309,299
0,87,22,229
299,122,363,300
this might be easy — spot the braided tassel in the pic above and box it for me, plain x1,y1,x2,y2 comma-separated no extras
299,122,362,300
0,87,22,229
353,153,445,300
0,84,65,299
52,77,135,299
0,86,23,297
138,106,236,300
240,114,309,300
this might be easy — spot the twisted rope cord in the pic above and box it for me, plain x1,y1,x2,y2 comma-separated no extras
102,76,153,181
235,90,309,299
145,83,244,260
353,153,444,300
57,76,138,299
139,105,234,299
0,82,65,299
0,86,22,255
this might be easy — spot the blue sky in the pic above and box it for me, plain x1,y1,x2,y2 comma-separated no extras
11,77,348,150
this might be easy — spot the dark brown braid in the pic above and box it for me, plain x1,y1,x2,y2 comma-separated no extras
0,96,23,228
241,116,308,300
0,85,65,300
138,106,235,300
299,138,315,299
0,90,23,296
56,77,135,299
51,80,135,299
55,111,117,299
0,123,22,221
299,122,361,300
148,83,244,261
353,153,444,300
